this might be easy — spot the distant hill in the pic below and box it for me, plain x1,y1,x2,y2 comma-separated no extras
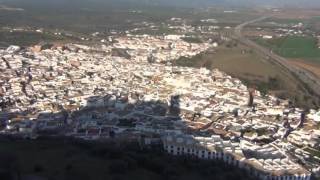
222,0,320,7
1,0,320,8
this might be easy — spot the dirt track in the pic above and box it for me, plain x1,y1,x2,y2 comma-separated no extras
289,60,320,78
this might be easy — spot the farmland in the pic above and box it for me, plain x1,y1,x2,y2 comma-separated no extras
0,31,67,47
173,44,320,109
255,36,320,61
254,35,320,80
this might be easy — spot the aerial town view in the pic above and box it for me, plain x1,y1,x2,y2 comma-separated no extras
0,0,320,180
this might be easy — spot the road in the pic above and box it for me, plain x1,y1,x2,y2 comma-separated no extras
234,16,320,97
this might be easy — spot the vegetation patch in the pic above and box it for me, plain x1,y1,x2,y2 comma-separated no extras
304,147,320,158
181,36,203,43
255,36,320,60
0,31,62,47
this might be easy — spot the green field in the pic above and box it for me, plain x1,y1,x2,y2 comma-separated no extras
261,18,304,25
173,44,320,109
0,31,78,47
256,36,320,60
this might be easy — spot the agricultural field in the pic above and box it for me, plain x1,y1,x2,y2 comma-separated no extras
173,44,320,109
174,45,280,81
309,16,320,31
254,35,320,80
288,59,320,78
0,31,72,47
255,36,320,60
271,9,320,20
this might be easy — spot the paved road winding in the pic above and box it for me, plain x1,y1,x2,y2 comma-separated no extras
234,16,320,97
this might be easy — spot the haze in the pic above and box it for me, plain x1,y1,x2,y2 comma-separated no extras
1,0,320,8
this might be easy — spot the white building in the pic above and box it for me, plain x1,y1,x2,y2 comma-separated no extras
162,134,311,180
